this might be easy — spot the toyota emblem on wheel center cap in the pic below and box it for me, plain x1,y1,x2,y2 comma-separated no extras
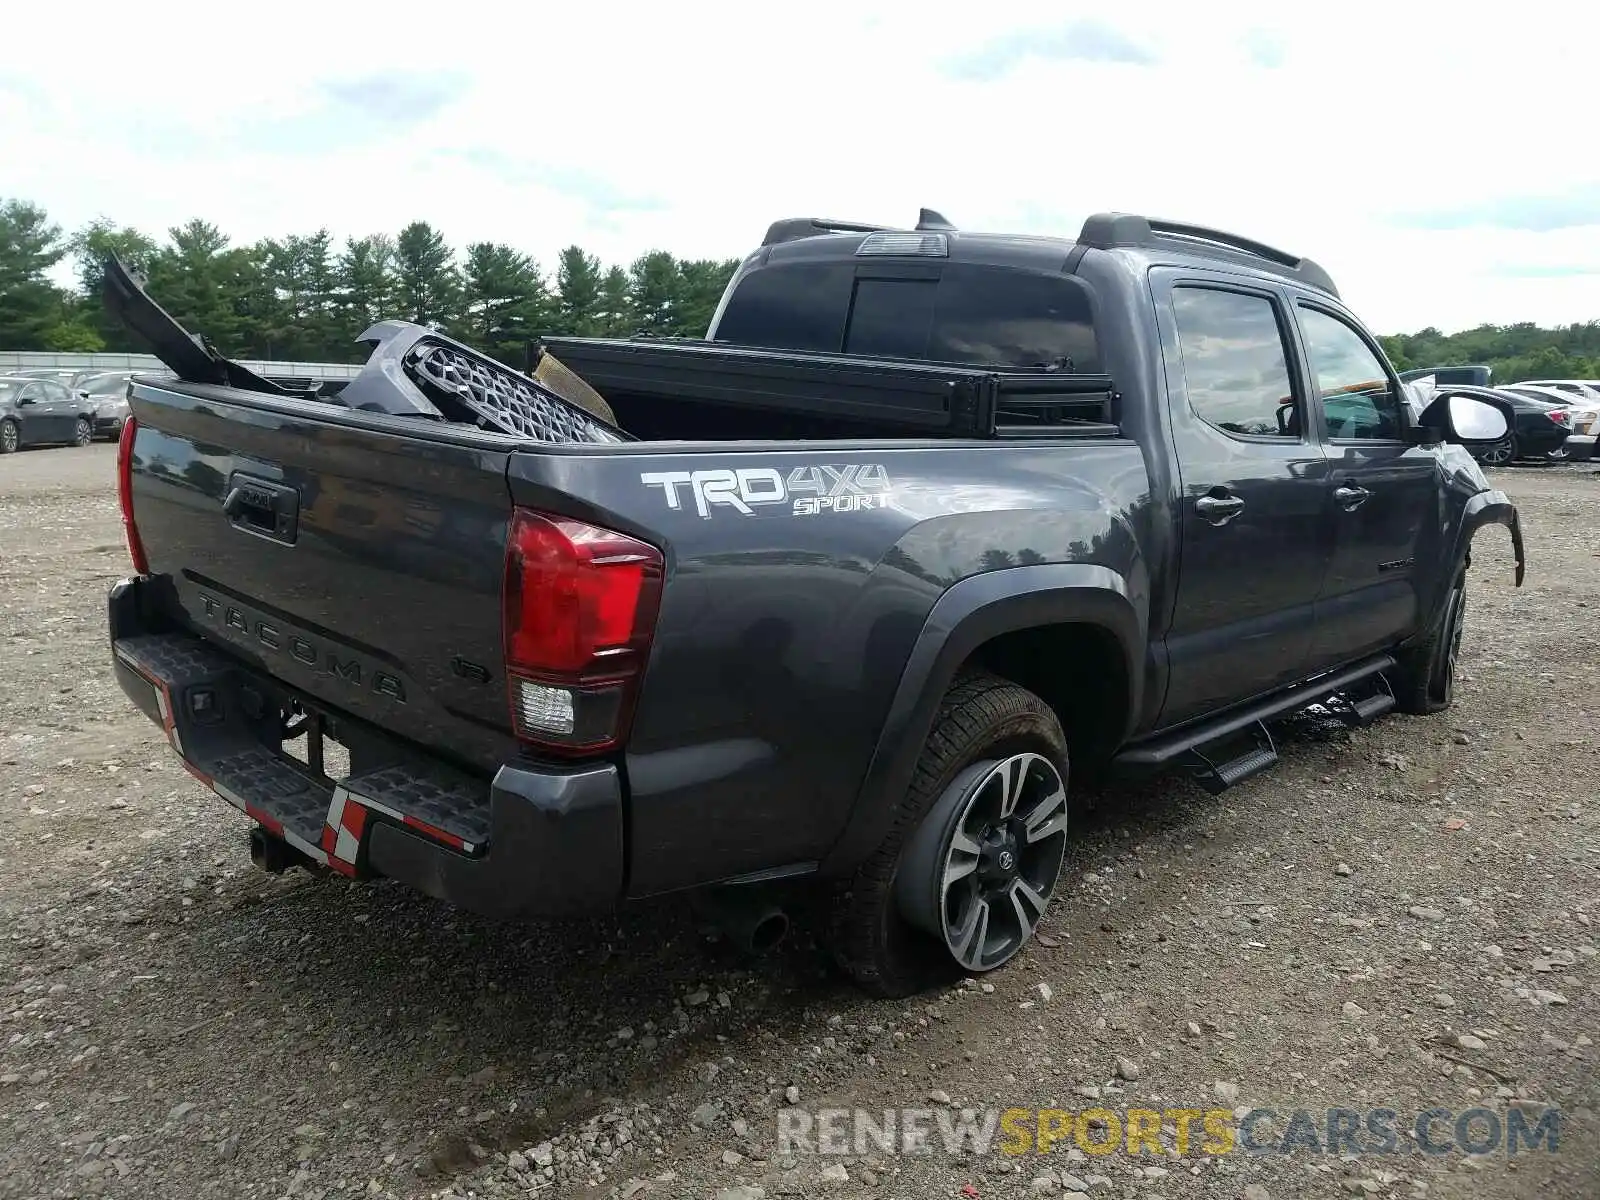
997,849,1015,871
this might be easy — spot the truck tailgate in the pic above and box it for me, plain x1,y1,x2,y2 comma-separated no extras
125,380,517,773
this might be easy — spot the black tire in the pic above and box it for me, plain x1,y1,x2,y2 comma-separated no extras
0,419,17,454
1393,562,1468,715
72,417,92,447
826,671,1069,997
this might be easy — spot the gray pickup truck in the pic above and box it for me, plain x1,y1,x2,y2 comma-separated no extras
104,209,1523,996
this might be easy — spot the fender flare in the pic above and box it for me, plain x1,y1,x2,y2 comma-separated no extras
1401,489,1522,657
817,563,1144,877
1456,489,1524,584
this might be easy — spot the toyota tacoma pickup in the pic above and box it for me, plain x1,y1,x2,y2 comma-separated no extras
104,209,1524,996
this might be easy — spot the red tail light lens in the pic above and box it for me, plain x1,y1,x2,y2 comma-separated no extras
502,509,663,754
117,416,150,574
1548,409,1570,425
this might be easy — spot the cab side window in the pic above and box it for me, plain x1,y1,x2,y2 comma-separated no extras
1296,306,1404,440
1171,286,1301,439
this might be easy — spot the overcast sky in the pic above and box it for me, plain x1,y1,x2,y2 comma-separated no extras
3,0,1595,334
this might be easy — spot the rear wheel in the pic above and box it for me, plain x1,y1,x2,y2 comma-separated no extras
0,420,17,454
73,417,92,447
827,672,1070,997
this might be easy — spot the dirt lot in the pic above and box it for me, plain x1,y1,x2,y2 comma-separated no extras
1,443,1596,1200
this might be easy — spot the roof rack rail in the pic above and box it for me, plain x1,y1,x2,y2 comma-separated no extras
1076,212,1339,297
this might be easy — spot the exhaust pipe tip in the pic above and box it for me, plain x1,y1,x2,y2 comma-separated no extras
746,909,790,955
691,886,791,956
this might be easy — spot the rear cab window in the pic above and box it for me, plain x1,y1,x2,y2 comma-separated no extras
712,258,1102,373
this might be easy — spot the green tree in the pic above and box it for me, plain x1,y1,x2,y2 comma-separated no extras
394,221,460,330
554,245,603,336
259,230,341,360
0,199,72,350
626,251,683,337
597,265,632,336
461,242,550,361
66,218,162,351
335,234,398,339
142,219,255,352
676,257,739,338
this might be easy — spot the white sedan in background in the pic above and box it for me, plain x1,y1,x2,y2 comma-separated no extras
1501,383,1599,460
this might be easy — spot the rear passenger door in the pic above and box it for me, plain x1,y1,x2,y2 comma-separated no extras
1153,273,1335,727
1289,300,1440,666
39,381,76,440
14,383,55,443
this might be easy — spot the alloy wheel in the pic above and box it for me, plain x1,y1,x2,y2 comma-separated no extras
898,752,1069,973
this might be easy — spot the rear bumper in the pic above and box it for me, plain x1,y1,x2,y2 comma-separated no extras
1564,433,1597,462
107,576,624,917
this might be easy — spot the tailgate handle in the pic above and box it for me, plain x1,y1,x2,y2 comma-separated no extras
224,474,299,545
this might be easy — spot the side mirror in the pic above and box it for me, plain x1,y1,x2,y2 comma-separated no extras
1416,392,1510,445
16,396,33,406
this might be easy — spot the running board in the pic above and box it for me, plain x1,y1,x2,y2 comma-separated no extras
1187,721,1279,794
1114,653,1397,771
1333,673,1397,728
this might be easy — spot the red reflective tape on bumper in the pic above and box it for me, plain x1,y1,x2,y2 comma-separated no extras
401,814,467,851
246,805,283,837
182,762,214,787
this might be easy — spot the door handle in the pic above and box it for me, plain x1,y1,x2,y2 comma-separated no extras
1195,492,1245,525
1334,483,1371,511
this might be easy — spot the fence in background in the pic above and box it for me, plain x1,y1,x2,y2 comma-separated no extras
0,351,363,379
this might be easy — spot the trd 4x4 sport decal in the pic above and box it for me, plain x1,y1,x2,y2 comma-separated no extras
640,464,892,518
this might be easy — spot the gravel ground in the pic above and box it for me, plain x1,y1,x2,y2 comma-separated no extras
1,444,1596,1200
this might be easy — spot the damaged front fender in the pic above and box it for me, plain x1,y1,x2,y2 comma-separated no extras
1461,489,1525,587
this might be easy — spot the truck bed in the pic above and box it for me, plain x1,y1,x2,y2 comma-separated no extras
539,336,1121,441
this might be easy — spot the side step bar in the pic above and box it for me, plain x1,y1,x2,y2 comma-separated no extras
1334,674,1396,727
1114,653,1397,772
1188,721,1278,795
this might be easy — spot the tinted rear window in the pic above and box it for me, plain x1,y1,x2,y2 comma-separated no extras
715,261,1100,372
712,262,852,353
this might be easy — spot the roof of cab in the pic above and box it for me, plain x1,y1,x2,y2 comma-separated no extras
755,209,1340,298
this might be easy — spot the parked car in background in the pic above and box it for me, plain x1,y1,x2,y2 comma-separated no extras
7,367,102,389
74,371,146,440
1448,385,1579,465
1511,379,1600,404
1398,365,1493,388
0,376,98,452
1499,384,1600,456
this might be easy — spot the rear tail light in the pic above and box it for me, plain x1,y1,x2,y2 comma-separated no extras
501,509,663,755
117,416,150,574
1548,409,1571,425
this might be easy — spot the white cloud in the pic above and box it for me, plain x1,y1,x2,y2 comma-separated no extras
3,0,1596,333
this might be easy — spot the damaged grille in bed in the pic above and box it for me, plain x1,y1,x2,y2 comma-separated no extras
403,340,624,444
